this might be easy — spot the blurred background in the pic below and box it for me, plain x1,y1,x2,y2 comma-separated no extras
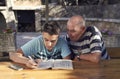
0,0,120,60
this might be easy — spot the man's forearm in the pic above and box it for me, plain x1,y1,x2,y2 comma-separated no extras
79,53,100,63
9,52,29,65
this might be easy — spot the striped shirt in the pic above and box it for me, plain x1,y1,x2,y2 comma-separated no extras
66,26,110,60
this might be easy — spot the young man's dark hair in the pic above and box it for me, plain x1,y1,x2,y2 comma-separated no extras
42,21,61,35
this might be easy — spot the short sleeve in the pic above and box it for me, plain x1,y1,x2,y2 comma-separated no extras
21,37,40,57
59,38,71,58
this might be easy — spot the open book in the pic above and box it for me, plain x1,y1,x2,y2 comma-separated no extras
37,59,73,70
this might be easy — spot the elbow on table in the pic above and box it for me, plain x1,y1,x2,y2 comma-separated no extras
80,53,101,63
90,53,101,63
91,57,100,63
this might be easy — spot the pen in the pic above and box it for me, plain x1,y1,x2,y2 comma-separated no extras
28,56,37,67
28,56,34,61
77,55,80,61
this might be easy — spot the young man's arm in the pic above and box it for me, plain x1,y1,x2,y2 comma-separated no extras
9,49,37,68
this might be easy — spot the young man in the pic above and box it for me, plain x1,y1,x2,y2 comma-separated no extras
9,21,71,68
66,15,110,63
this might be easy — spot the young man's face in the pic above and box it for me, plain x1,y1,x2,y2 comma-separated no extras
42,32,59,51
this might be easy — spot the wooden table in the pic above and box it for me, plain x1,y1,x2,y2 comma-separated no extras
0,59,120,79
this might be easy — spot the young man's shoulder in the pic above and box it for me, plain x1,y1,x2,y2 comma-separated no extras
58,37,67,42
56,37,69,46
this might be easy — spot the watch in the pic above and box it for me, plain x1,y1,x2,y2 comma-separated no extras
77,55,80,61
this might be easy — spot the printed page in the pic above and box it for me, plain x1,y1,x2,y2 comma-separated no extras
52,59,73,70
37,59,54,69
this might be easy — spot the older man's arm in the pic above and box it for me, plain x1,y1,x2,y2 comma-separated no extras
78,52,101,63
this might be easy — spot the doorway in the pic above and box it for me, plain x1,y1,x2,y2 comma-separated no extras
16,10,35,32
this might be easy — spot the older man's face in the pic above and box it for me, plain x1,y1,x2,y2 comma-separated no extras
67,22,85,41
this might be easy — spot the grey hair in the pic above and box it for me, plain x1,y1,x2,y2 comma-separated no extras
68,15,86,27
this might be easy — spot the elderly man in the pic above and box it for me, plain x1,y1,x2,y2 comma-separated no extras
66,15,110,63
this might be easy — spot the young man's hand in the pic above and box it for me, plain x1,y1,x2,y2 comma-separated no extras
26,59,38,69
